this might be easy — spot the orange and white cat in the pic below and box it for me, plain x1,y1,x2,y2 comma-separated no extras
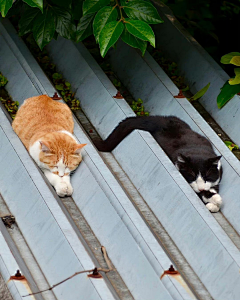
12,95,86,197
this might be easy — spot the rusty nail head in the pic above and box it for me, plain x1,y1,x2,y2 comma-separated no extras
51,92,62,100
113,91,123,99
87,268,103,279
173,90,185,99
15,270,22,277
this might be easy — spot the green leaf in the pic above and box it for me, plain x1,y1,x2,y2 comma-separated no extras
33,8,56,50
230,56,240,66
6,0,23,17
188,83,210,101
217,81,240,109
99,20,124,57
19,6,40,36
182,86,189,92
224,141,239,151
121,28,147,55
123,0,163,24
76,13,95,42
55,84,64,90
52,73,62,79
22,0,43,12
220,52,240,64
93,6,118,43
83,0,110,15
52,7,74,40
125,19,155,47
0,0,13,17
229,68,240,85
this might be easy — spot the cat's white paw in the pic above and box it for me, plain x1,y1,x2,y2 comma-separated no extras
55,181,73,197
206,203,220,213
66,183,73,196
209,194,222,208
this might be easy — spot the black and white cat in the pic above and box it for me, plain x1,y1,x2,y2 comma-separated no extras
95,116,223,212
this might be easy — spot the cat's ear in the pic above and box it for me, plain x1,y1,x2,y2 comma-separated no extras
208,156,222,165
39,141,51,153
177,154,189,163
74,143,87,155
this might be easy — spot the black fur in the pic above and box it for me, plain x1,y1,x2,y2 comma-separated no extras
95,116,222,209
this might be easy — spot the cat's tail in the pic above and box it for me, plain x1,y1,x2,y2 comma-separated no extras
94,116,159,152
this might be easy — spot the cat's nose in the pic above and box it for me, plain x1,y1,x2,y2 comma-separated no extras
199,188,205,192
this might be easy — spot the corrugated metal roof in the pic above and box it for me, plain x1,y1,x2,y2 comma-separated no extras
1,16,240,300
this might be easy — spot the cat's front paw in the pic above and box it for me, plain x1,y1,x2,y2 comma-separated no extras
206,203,220,213
209,193,222,208
55,182,73,197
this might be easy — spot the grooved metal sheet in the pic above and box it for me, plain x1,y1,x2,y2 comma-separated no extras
0,231,30,300
0,21,116,300
0,20,196,300
107,40,240,239
150,0,240,146
46,37,240,300
0,109,114,300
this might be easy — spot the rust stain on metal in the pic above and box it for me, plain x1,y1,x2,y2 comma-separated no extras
160,265,179,279
160,265,195,298
8,270,35,298
173,90,185,98
87,268,103,279
8,270,25,281
113,91,123,99
51,92,62,100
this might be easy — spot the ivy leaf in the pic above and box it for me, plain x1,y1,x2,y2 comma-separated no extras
76,13,95,42
52,7,74,40
217,81,240,109
188,83,210,101
83,0,110,15
22,0,43,12
99,20,124,57
93,6,118,43
123,0,163,24
229,68,240,85
121,28,147,55
220,52,240,64
125,19,155,47
19,6,40,36
230,56,240,66
0,0,13,17
33,8,56,50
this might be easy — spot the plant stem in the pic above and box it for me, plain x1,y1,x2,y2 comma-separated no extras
116,0,124,21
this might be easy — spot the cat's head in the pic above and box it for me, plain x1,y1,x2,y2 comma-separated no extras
176,154,222,193
38,132,86,176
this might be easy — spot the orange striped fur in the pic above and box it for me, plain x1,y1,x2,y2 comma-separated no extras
12,95,86,196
